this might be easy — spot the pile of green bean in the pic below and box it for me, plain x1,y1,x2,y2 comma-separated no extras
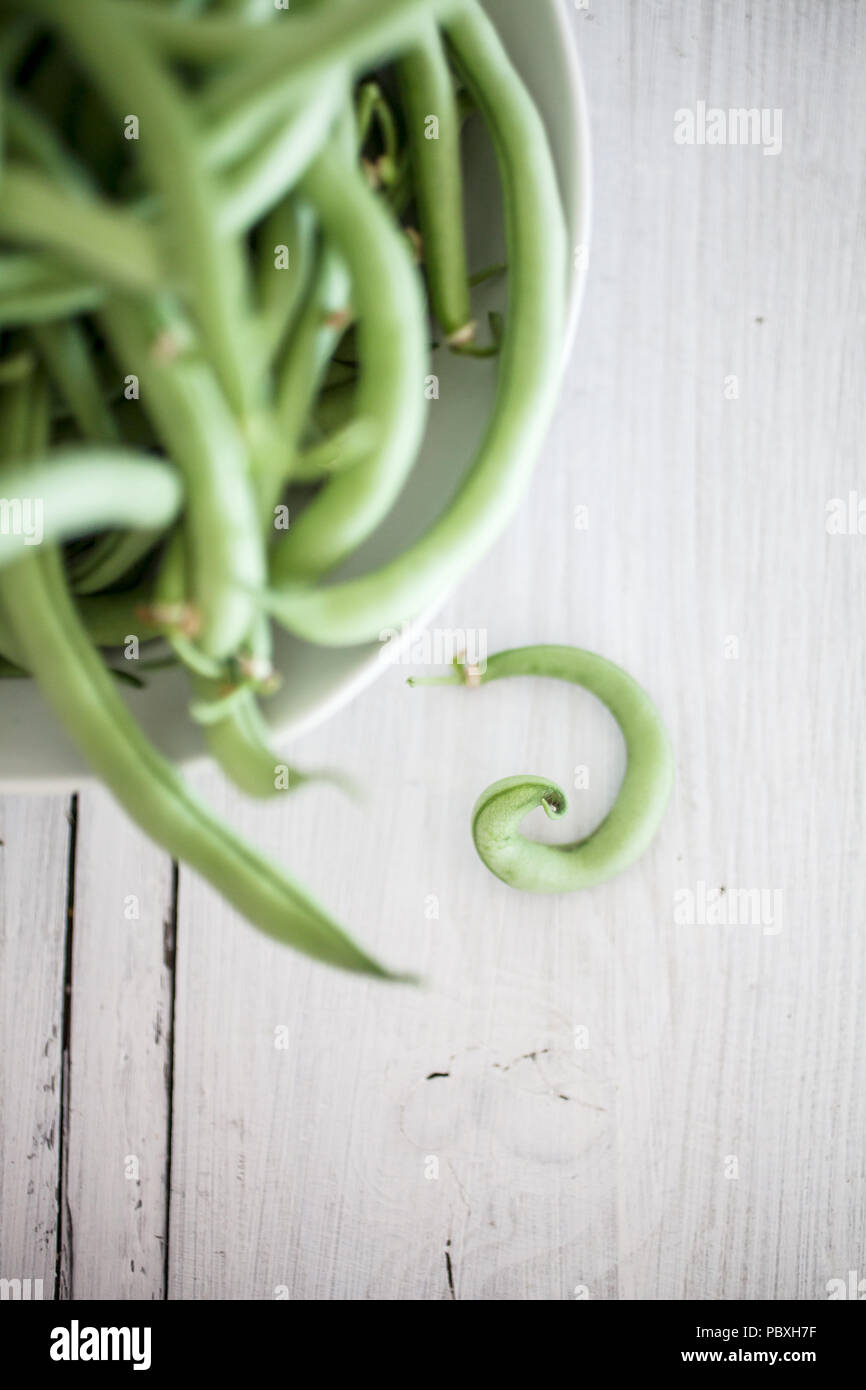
0,0,572,976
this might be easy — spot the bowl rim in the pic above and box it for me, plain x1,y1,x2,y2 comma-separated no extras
1,0,592,794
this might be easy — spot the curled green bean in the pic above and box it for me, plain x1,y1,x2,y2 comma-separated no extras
410,647,674,891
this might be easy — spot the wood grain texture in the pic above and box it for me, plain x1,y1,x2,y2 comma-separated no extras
2,0,866,1301
0,796,70,1296
61,787,175,1299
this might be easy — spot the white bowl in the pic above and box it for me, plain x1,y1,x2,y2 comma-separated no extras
1,0,591,791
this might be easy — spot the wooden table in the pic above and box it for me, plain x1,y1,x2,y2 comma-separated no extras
2,0,864,1300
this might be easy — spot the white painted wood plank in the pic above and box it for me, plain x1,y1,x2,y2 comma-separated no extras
169,680,620,1300
166,0,866,1299
575,0,866,1301
0,795,70,1298
60,786,175,1300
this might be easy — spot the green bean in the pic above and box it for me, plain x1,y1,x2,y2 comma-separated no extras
27,323,166,598
148,517,292,798
0,162,164,292
29,320,118,443
5,57,324,280
269,141,427,582
3,91,90,191
217,76,344,238
199,79,307,174
0,348,34,386
76,584,161,648
0,358,34,459
0,366,38,666
0,448,182,567
200,664,352,801
312,377,357,441
193,610,284,797
292,416,377,482
189,678,259,727
150,531,225,680
263,0,567,643
252,104,359,510
355,81,401,178
253,197,317,375
191,0,461,184
100,293,264,660
410,647,674,892
0,253,105,328
70,529,165,597
258,242,353,516
397,18,473,343
118,0,462,72
0,545,396,978
0,14,36,86
23,0,257,420
211,0,276,17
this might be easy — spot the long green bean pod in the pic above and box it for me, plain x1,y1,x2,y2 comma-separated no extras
269,142,427,582
27,321,149,595
0,545,397,978
0,162,164,292
100,294,264,660
29,320,117,442
253,197,317,376
263,0,568,643
0,253,105,328
411,647,674,891
76,585,160,648
397,18,473,343
217,75,344,237
0,448,182,567
21,0,257,419
259,242,353,518
199,622,353,804
122,0,464,73
3,91,90,191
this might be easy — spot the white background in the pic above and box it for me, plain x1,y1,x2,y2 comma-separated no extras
2,0,865,1300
